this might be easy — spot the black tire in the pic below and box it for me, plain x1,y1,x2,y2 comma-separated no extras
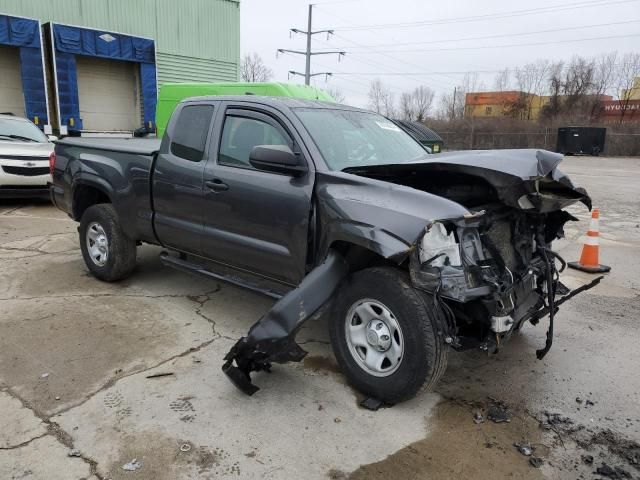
329,267,449,404
79,203,137,282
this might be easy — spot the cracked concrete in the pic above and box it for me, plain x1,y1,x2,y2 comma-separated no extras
0,436,92,480
1,156,639,479
0,391,48,449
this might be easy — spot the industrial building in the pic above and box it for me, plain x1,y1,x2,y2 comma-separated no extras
462,90,640,123
463,91,615,121
0,0,240,134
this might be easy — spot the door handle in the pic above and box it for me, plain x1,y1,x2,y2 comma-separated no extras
205,178,229,192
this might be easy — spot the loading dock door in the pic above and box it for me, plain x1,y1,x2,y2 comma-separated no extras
0,45,26,117
76,56,140,131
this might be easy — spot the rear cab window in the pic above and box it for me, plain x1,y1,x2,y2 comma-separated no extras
170,105,215,161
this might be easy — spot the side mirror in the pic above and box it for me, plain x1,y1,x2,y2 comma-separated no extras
47,135,59,142
249,145,307,177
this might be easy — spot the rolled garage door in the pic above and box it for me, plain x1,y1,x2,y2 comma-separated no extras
76,56,141,131
0,45,26,117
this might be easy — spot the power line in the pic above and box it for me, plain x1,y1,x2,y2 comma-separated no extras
313,6,490,87
318,0,640,31
335,19,640,50
312,3,638,95
329,65,621,76
313,36,459,90
328,32,462,89
336,33,640,54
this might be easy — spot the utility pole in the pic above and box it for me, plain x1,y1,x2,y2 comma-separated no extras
305,4,312,85
451,86,457,120
278,4,345,85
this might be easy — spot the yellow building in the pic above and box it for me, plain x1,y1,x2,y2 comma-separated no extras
464,91,536,120
621,77,640,100
465,91,613,121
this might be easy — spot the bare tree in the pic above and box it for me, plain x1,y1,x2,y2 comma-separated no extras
382,90,397,117
615,52,640,122
399,92,415,121
541,61,565,120
326,87,346,104
240,53,273,82
531,59,550,98
413,85,435,122
437,88,464,121
368,79,395,116
493,68,511,92
436,91,454,121
513,63,539,119
514,65,535,95
453,73,478,119
398,86,434,121
436,73,478,121
367,79,386,114
564,56,595,98
593,51,618,96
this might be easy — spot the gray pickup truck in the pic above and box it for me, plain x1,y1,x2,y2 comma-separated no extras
51,96,600,404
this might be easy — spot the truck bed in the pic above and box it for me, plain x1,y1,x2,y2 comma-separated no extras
52,136,160,244
55,137,161,156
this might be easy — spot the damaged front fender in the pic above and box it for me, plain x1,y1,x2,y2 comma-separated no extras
314,170,470,264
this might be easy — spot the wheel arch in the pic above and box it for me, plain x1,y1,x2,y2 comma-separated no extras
328,240,402,274
72,177,113,220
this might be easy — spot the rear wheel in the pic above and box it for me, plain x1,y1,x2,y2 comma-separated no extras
329,267,449,404
79,204,137,281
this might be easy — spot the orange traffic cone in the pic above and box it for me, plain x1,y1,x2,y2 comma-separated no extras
568,208,611,273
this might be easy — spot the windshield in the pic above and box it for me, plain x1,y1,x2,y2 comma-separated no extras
0,117,48,142
294,108,427,170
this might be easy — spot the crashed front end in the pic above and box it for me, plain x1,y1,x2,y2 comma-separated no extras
222,149,604,395
409,209,600,358
365,149,602,357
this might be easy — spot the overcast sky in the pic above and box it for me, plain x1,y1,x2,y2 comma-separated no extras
240,0,640,108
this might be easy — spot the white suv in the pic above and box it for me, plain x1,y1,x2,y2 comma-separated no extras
0,114,55,199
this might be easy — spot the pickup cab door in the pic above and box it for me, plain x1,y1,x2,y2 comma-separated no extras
152,102,216,254
201,104,315,286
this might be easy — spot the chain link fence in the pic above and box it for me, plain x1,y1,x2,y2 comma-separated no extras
428,119,640,156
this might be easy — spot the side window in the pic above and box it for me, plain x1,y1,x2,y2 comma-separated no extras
170,105,215,162
219,115,291,169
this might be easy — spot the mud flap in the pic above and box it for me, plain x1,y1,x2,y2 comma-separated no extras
222,250,350,395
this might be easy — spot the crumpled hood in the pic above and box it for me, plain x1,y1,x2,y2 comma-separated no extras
344,149,591,213
434,148,563,178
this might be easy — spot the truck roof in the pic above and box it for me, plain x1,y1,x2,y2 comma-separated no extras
155,82,336,137
180,95,366,111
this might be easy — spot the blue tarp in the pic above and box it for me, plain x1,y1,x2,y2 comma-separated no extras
53,24,155,63
54,52,81,130
0,15,48,126
53,24,157,130
140,63,157,128
0,15,40,47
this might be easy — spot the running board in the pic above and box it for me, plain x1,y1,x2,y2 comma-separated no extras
159,252,283,299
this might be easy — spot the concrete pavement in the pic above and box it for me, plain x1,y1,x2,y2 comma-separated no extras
1,156,639,479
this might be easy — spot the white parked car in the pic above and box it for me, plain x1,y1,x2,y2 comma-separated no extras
0,114,55,199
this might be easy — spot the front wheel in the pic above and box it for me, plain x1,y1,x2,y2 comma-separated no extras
329,267,449,404
79,204,137,282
